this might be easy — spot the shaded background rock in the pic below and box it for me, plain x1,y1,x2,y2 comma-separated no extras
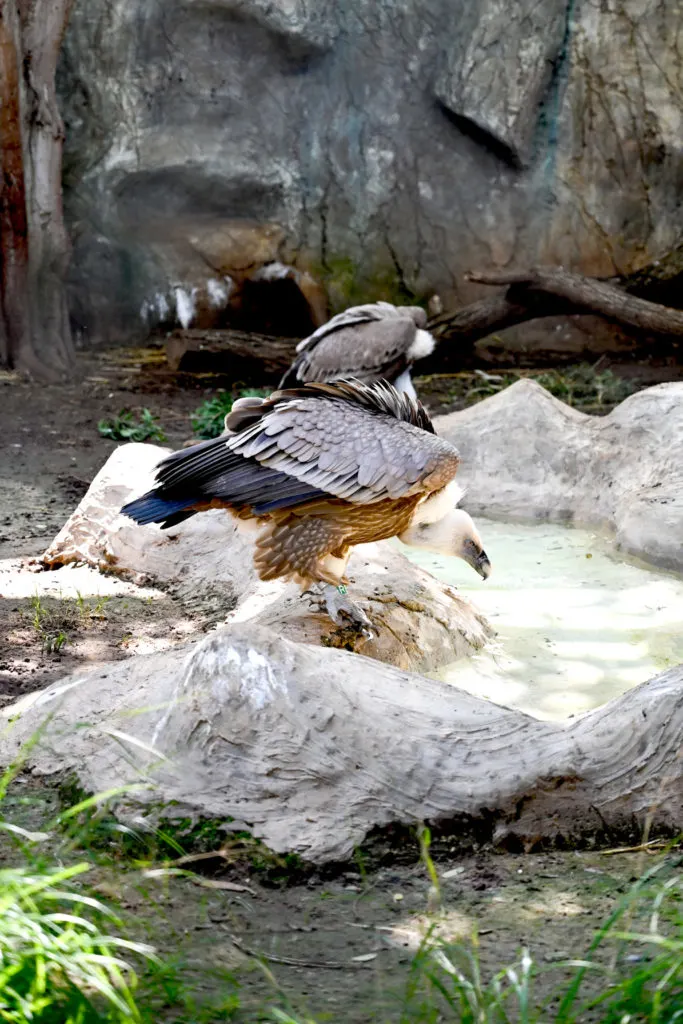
57,0,683,357
42,442,492,673
435,380,683,572
5,623,683,862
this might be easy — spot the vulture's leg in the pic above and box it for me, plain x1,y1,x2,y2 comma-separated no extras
322,584,374,639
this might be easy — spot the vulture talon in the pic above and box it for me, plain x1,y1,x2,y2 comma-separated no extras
323,584,375,639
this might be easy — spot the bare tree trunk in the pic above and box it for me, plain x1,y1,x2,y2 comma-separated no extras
0,0,30,366
0,0,74,379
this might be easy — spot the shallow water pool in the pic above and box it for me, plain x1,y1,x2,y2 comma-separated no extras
398,519,683,722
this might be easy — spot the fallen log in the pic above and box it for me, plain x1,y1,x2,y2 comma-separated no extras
467,267,683,336
430,247,683,348
165,328,297,382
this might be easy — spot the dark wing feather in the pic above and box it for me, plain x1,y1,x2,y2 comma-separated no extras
226,379,458,503
121,379,458,530
121,435,328,528
280,319,416,387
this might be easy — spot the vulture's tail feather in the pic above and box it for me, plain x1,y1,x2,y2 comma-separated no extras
277,362,301,390
121,492,197,528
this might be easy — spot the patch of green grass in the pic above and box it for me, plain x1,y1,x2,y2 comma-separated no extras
23,594,113,658
190,388,270,439
26,596,79,656
136,958,242,1023
274,852,683,1024
98,409,167,443
0,756,157,1023
419,364,639,415
5,737,683,1024
0,861,156,1023
534,365,637,411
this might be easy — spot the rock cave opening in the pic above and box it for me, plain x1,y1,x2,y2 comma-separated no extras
228,274,318,338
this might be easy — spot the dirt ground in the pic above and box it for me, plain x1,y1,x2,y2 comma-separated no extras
1,777,673,1022
0,348,235,701
1,345,681,1020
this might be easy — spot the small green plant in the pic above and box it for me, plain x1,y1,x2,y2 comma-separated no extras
25,593,113,657
98,409,167,443
190,388,270,439
27,596,77,656
43,630,68,655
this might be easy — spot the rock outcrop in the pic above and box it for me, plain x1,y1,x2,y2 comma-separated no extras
436,380,683,572
5,622,683,862
58,0,683,354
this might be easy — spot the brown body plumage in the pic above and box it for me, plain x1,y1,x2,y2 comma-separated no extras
121,379,489,633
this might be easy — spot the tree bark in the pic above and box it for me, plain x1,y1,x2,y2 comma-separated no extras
0,0,74,379
468,267,683,336
0,0,30,366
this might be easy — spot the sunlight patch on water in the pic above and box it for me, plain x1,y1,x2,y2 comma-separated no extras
397,519,683,723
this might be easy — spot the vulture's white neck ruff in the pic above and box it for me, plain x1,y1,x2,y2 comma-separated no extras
407,328,436,361
412,480,465,524
398,506,483,559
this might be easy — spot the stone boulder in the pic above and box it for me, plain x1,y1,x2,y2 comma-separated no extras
5,623,683,862
436,380,683,573
41,443,492,674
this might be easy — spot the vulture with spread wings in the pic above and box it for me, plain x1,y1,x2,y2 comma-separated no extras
121,379,490,635
279,302,435,397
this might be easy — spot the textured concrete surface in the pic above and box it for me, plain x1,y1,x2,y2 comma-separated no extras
58,0,683,348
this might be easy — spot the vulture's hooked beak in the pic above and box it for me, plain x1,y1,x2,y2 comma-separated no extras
471,550,492,579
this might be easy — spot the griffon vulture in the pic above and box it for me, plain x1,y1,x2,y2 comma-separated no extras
121,379,490,635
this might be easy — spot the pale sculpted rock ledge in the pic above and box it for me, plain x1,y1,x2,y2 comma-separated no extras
436,380,683,573
4,622,683,863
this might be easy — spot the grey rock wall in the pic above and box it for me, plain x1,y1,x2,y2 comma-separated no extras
58,0,683,347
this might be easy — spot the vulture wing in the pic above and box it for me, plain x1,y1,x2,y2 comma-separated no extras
124,380,460,525
280,318,416,387
295,301,410,352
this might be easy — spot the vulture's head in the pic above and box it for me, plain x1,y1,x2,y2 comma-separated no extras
398,508,492,579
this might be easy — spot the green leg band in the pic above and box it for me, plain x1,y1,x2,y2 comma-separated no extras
337,584,348,595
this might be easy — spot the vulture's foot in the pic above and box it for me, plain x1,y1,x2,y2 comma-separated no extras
323,584,374,640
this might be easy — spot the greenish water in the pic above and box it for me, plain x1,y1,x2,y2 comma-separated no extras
399,520,683,722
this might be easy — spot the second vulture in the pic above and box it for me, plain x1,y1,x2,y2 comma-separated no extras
121,378,490,636
279,301,435,396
